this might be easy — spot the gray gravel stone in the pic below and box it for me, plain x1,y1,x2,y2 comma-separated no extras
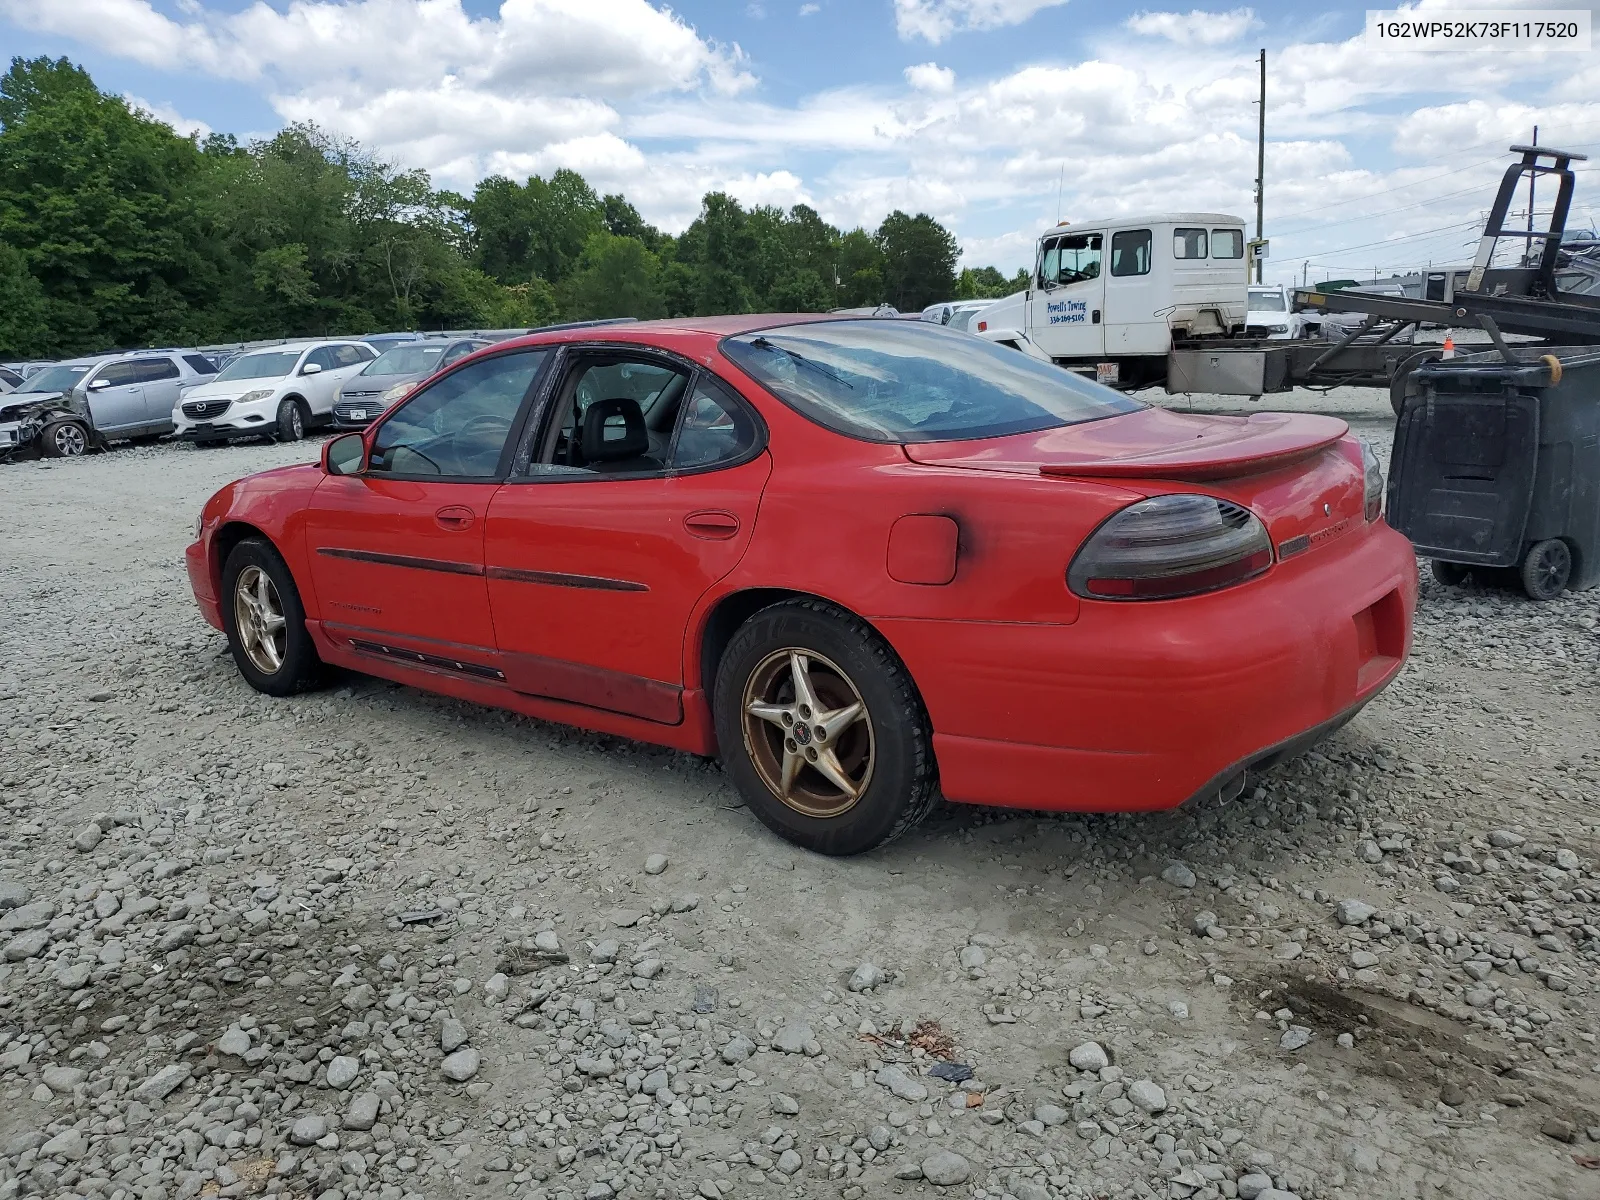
135,1062,191,1101
770,1092,800,1114
848,962,886,991
776,1149,803,1175
1161,861,1197,888
1335,899,1377,925
644,853,669,875
343,1091,381,1131
289,1115,328,1146
0,880,29,911
1069,1041,1110,1071
1128,1079,1167,1113
721,1035,754,1064
442,1047,481,1081
920,1149,972,1186
72,823,103,852
326,1054,359,1089
1280,1026,1313,1051
441,1017,469,1053
771,1020,812,1053
876,1063,928,1101
216,1026,251,1057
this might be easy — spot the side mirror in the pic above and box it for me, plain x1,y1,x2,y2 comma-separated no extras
323,431,366,476
301,362,323,375
88,378,110,391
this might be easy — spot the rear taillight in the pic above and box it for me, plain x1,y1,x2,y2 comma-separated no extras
976,320,987,332
1068,494,1272,600
1361,441,1384,522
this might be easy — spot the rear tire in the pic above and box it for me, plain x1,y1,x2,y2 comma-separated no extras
221,538,324,696
42,420,90,457
714,599,937,856
1430,560,1469,587
276,399,305,442
1521,539,1571,601
1389,349,1443,418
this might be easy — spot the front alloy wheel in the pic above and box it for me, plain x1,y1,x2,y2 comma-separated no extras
742,648,875,818
233,564,287,674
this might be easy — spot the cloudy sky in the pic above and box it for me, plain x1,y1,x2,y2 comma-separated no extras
3,0,1598,283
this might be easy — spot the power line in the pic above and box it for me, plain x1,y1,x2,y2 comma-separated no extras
1274,182,1492,237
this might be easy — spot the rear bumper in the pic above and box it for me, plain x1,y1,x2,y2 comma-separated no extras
878,522,1417,812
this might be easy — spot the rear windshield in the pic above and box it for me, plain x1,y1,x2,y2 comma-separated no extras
215,350,301,381
721,320,1141,444
1249,290,1286,311
363,344,447,376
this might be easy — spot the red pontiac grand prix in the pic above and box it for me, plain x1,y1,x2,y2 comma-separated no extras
186,315,1416,854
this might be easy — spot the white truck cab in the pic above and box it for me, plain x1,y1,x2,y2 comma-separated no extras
975,214,1248,388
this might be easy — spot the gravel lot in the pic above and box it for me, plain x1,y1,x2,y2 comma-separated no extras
2,387,1598,1200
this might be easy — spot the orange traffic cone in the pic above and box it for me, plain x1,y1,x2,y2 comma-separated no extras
1441,335,1455,360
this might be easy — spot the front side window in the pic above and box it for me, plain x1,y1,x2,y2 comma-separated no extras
1110,230,1152,277
183,354,217,375
1212,228,1244,259
671,376,760,470
1173,228,1208,260
368,351,547,478
1042,234,1101,287
305,346,340,371
441,341,484,367
723,319,1141,444
91,361,142,388
214,351,299,382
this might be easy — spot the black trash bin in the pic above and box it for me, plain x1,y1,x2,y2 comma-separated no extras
1387,345,1600,600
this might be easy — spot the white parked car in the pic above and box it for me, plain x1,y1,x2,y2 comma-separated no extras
1245,285,1310,339
172,340,377,446
920,299,993,332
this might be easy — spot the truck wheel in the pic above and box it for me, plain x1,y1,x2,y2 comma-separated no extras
1520,539,1571,601
276,399,305,442
42,420,90,457
1389,349,1443,418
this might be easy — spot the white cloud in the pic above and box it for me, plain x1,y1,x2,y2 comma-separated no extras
904,63,956,93
1125,8,1258,45
798,2,820,13
893,0,1070,45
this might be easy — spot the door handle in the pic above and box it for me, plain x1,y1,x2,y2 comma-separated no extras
684,510,740,540
1092,309,1101,324
435,505,475,531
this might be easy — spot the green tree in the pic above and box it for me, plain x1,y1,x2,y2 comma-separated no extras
0,241,48,356
835,228,884,307
876,210,958,312
561,232,666,320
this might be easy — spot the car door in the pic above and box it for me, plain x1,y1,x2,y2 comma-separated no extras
303,348,552,665
1029,231,1105,359
296,346,347,416
83,360,146,434
1102,227,1166,355
127,357,183,430
484,353,770,724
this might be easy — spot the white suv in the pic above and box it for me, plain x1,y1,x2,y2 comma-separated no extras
172,340,376,445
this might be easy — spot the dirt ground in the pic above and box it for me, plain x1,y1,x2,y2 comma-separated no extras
1,385,1597,1200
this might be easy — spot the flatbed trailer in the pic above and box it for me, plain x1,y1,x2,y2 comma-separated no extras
1166,145,1600,411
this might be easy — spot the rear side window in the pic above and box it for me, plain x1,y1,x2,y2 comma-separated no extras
1211,229,1244,259
332,344,371,366
670,375,760,471
1173,228,1207,260
127,358,179,384
183,354,217,374
1110,230,1152,276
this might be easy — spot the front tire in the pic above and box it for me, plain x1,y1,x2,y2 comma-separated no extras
221,538,323,695
42,420,90,457
276,399,305,442
714,599,937,855
1431,559,1469,587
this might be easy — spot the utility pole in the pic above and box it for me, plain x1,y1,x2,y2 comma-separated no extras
1254,48,1266,284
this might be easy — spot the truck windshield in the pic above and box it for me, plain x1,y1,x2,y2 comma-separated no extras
18,364,91,392
722,320,1141,444
1248,290,1287,311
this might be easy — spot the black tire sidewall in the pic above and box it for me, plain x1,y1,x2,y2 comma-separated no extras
277,399,304,442
714,602,934,856
1522,539,1571,601
221,539,320,695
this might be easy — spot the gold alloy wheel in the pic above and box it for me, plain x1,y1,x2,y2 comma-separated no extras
233,565,288,674
741,647,875,818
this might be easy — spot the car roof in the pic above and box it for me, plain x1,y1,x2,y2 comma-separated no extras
235,340,358,355
494,313,846,354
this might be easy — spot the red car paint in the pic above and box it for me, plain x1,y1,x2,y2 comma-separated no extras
187,314,1417,814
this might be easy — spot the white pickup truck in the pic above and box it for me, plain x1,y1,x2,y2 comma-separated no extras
974,213,1249,389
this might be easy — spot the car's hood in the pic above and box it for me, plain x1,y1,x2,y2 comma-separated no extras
182,377,287,400
1246,309,1289,322
1,390,68,418
902,408,1349,482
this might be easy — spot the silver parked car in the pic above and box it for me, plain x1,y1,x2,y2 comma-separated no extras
331,338,488,428
0,350,218,458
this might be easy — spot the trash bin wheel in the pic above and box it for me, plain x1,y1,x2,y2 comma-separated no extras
1520,539,1571,601
1430,560,1470,587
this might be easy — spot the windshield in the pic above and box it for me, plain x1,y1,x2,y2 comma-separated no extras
19,364,92,392
1248,290,1286,312
722,319,1141,444
362,344,447,376
214,350,301,382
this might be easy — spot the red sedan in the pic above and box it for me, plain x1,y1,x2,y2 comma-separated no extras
186,316,1416,854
